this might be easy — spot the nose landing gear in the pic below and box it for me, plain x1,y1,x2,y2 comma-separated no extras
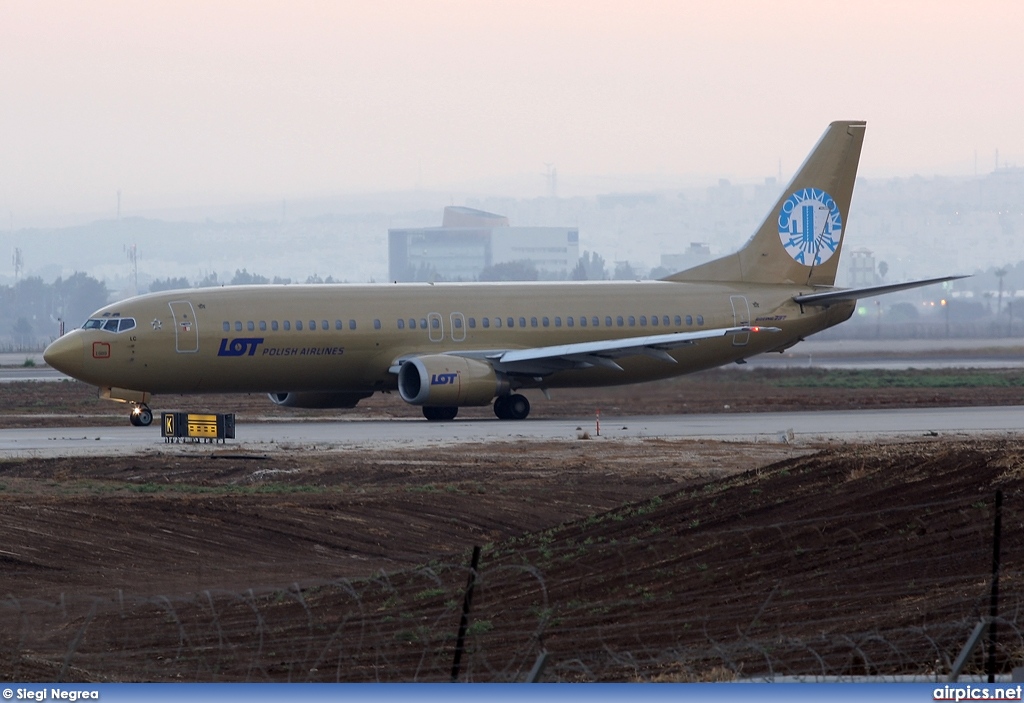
129,404,154,427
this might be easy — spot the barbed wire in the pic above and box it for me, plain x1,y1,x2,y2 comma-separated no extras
1,493,1020,682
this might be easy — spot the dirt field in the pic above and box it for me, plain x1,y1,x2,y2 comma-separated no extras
1,370,1023,681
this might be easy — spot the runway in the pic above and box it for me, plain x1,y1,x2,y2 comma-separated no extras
2,405,1021,457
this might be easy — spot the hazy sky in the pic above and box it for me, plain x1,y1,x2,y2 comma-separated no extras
2,0,1022,222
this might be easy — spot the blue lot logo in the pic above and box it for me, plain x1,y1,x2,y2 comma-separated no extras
431,373,459,385
218,338,264,356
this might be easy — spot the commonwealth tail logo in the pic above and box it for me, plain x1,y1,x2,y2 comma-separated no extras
777,188,843,266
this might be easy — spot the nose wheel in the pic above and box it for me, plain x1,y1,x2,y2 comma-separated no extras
130,404,153,427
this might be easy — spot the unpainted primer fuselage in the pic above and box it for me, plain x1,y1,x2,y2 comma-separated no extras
55,279,854,397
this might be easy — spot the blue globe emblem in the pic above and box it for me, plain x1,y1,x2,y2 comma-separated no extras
777,188,843,265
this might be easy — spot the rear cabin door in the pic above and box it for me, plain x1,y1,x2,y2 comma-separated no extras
729,295,750,346
168,300,200,353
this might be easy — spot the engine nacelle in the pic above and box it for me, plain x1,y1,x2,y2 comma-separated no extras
398,355,508,407
268,391,373,409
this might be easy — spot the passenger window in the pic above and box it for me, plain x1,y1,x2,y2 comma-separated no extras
520,317,527,327
222,322,230,332
468,318,476,328
454,318,463,329
604,316,611,327
639,316,647,326
542,317,549,327
248,321,255,331
322,320,328,330
674,315,682,326
650,316,658,327
272,321,279,331
508,317,515,328
419,319,426,329
119,318,136,333
296,321,303,331
628,316,636,327
335,320,343,330
697,315,704,325
530,317,538,328
555,317,562,327
494,317,502,328
482,318,490,329
686,315,693,326
234,321,242,332
568,317,575,327
578,316,585,327
350,320,357,330
616,316,624,327
430,318,439,329
284,321,291,331
259,321,267,331
374,319,381,330
663,315,670,326
397,319,405,330
408,318,416,329
309,320,316,330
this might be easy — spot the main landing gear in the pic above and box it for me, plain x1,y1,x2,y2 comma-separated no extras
493,394,530,420
129,404,153,427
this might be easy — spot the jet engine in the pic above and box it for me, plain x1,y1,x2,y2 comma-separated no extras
268,391,373,409
398,355,509,407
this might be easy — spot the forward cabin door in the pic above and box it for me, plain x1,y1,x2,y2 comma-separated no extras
729,295,750,346
168,300,200,353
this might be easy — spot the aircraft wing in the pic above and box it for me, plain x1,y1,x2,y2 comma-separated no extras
458,325,779,374
793,275,968,306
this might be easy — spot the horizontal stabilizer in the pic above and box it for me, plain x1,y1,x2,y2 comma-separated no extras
793,275,969,306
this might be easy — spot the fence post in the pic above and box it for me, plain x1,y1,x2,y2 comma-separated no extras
451,545,482,682
987,489,1003,683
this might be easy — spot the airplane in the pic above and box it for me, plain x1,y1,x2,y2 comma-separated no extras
43,121,963,426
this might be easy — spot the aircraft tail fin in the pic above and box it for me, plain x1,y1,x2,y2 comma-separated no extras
664,121,866,286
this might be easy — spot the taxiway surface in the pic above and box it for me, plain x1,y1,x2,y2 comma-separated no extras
2,405,1021,457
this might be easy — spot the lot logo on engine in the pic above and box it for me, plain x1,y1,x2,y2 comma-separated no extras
431,372,459,385
218,338,264,356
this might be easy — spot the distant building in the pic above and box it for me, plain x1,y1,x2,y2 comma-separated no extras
660,243,711,273
846,248,879,287
388,206,579,281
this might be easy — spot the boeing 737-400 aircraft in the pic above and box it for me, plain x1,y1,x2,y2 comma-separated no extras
44,121,962,426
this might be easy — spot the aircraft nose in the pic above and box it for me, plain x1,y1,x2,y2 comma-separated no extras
43,333,85,378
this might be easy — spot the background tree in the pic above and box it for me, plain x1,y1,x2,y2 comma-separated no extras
149,277,191,293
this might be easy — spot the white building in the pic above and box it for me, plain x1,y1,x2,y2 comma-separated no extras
388,206,579,281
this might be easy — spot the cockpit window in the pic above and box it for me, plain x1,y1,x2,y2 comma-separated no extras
83,317,137,333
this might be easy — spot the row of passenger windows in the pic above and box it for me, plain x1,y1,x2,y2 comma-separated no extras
223,319,376,332
223,314,705,333
397,314,704,330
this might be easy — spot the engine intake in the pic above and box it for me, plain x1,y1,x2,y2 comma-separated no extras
398,355,508,407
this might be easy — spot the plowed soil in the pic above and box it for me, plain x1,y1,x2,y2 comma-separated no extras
1,370,1023,681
